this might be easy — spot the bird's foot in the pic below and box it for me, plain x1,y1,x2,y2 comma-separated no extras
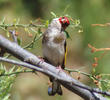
37,56,44,65
38,56,44,62
56,65,63,74
47,81,54,96
47,81,52,87
56,65,62,70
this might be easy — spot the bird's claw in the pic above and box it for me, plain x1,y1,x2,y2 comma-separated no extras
56,65,63,74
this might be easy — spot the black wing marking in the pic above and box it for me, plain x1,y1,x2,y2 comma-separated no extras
62,40,67,69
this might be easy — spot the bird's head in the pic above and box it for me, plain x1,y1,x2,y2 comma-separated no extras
59,16,70,29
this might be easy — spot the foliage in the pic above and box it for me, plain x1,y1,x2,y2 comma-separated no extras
0,63,34,100
0,64,16,100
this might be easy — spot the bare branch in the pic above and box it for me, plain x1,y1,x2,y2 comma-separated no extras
9,30,18,44
0,23,45,28
88,44,110,67
92,23,110,27
0,57,108,99
0,35,107,100
88,44,110,52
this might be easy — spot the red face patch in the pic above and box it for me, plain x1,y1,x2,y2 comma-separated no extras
59,16,70,28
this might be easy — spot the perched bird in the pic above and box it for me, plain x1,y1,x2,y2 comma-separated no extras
42,16,70,96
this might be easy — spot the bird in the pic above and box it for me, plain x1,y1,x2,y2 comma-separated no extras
42,16,70,96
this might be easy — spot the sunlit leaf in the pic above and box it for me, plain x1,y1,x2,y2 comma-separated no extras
45,20,49,27
38,28,42,34
50,12,57,18
17,38,22,45
1,17,5,24
6,32,10,37
64,30,71,39
13,18,17,24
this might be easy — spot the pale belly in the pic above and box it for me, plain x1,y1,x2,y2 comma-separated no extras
43,41,65,66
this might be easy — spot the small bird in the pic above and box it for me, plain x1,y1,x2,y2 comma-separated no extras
42,16,70,96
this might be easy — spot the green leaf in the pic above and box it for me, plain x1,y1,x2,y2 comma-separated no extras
33,33,37,41
50,12,57,18
92,68,96,73
38,28,42,34
3,94,10,100
0,64,16,100
9,66,15,73
45,20,49,27
64,30,71,39
17,38,22,45
1,17,5,24
62,5,70,15
0,69,5,75
6,32,10,38
13,18,17,24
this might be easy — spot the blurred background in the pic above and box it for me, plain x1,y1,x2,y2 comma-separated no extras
0,0,110,100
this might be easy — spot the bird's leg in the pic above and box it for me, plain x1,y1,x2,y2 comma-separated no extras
47,80,53,95
56,65,62,70
56,65,63,73
48,81,52,87
38,56,44,62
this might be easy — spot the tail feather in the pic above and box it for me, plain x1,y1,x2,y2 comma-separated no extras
48,80,62,96
57,82,62,95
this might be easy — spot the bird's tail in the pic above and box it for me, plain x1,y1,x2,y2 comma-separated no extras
48,80,62,96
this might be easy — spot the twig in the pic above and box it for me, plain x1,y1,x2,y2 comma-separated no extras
88,44,110,52
88,44,110,67
0,69,33,77
0,24,45,28
23,33,43,49
65,67,90,77
9,30,18,44
92,23,110,27
65,67,109,85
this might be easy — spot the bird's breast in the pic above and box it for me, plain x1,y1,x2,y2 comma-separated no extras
43,40,65,66
53,35,65,43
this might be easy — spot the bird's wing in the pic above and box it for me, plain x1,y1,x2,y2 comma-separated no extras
42,29,49,44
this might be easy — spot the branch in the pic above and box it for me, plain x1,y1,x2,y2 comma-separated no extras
92,23,110,27
0,35,107,100
0,57,109,99
0,23,45,28
88,44,110,67
9,30,18,44
88,44,110,53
